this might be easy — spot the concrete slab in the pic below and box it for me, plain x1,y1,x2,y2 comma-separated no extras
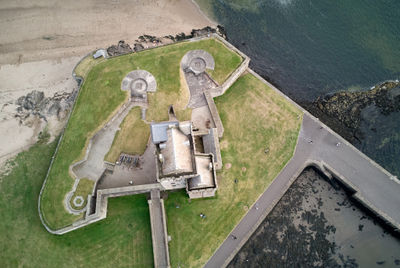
97,142,157,189
191,106,215,131
148,189,170,268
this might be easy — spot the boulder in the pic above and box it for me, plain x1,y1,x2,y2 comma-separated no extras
16,90,45,111
47,101,61,116
134,43,144,52
107,40,133,56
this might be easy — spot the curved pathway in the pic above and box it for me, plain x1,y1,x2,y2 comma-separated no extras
72,102,135,181
205,113,400,268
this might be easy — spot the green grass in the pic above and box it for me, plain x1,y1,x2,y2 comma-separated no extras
69,178,95,210
165,73,302,267
40,37,242,230
0,141,153,268
105,107,150,163
74,55,106,79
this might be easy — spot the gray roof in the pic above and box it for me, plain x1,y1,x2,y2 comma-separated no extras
150,121,179,144
188,155,215,190
202,128,222,168
160,127,194,175
93,49,107,59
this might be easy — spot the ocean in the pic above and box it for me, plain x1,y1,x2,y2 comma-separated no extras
228,168,400,267
196,0,400,176
195,0,400,265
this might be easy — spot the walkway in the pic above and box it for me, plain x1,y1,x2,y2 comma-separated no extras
184,71,217,108
72,102,135,181
205,113,400,268
97,142,157,189
148,189,170,268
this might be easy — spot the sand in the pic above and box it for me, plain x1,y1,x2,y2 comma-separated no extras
0,0,215,166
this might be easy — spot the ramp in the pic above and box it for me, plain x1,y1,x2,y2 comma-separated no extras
148,189,170,268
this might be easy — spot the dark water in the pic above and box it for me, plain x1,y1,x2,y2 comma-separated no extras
197,0,400,176
194,1,400,264
228,168,400,267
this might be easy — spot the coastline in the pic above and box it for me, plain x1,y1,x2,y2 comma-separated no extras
0,0,214,167
0,0,216,65
190,0,219,26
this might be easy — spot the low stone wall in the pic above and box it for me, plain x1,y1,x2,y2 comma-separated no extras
37,52,93,234
148,190,171,268
39,34,250,235
204,91,224,138
209,34,250,98
321,162,400,232
46,183,162,235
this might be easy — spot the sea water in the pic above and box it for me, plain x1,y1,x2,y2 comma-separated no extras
195,0,400,264
196,0,400,176
228,168,400,267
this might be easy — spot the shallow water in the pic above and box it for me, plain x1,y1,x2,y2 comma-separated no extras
228,168,400,267
196,0,400,176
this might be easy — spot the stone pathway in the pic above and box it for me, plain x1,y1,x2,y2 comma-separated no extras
184,71,217,108
181,49,217,109
148,189,170,268
205,112,400,268
97,142,157,189
72,102,135,181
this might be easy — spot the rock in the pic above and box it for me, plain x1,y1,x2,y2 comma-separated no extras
107,40,133,56
191,26,216,37
107,26,227,59
16,90,45,110
164,35,175,41
302,80,400,142
29,90,45,105
47,101,61,116
137,34,160,43
217,25,227,39
134,43,144,52
163,26,227,43
15,89,74,123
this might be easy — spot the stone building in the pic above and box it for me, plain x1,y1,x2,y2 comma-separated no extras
150,120,219,198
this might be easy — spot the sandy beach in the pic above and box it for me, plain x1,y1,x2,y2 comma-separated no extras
0,0,214,165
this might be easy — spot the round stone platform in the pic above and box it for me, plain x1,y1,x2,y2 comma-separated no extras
121,70,157,99
181,50,215,75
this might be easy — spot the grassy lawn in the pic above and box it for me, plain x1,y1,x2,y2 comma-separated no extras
74,54,106,79
69,178,95,210
40,37,242,230
165,73,303,267
0,141,153,268
105,107,150,163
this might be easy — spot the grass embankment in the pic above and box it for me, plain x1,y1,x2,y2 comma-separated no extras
105,107,150,163
0,141,153,268
40,37,242,230
74,55,105,79
165,73,303,267
69,178,95,210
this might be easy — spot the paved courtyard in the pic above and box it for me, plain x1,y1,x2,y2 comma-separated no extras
97,142,157,189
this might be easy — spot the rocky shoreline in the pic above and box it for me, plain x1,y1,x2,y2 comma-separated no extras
15,90,76,124
5,26,227,148
0,25,232,169
301,80,400,143
106,26,227,57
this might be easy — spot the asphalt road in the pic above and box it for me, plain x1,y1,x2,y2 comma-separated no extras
204,113,400,268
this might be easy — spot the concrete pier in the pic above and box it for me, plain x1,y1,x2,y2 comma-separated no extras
205,98,400,268
148,189,170,268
